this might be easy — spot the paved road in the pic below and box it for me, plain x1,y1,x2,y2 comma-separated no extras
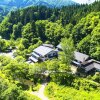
30,83,48,100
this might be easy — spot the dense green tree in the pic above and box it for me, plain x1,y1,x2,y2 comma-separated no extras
72,12,100,44
45,82,100,100
64,23,73,38
0,72,40,100
22,23,35,42
50,73,75,85
3,61,29,80
77,35,91,54
35,20,48,41
0,17,12,39
11,22,23,39
45,22,65,45
89,23,100,60
60,38,75,66
46,59,60,71
0,39,10,52
92,72,100,83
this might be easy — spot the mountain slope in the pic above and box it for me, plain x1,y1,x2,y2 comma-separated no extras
0,0,77,8
0,0,78,21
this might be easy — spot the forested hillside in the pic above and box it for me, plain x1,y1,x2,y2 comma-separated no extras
0,5,9,22
0,0,77,8
0,0,78,22
0,0,100,60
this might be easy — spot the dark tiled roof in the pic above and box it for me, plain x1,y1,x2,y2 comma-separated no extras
33,45,54,56
74,51,89,63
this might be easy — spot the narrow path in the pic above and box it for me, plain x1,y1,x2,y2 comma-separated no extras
30,83,48,100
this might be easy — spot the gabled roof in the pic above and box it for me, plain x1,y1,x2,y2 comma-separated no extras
29,56,38,62
74,51,89,63
94,61,100,71
32,52,40,58
33,45,54,57
81,59,100,72
42,44,54,48
83,59,100,70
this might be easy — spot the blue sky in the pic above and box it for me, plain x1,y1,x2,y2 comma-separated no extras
73,0,95,4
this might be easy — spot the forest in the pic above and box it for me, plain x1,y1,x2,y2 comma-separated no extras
0,0,100,100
